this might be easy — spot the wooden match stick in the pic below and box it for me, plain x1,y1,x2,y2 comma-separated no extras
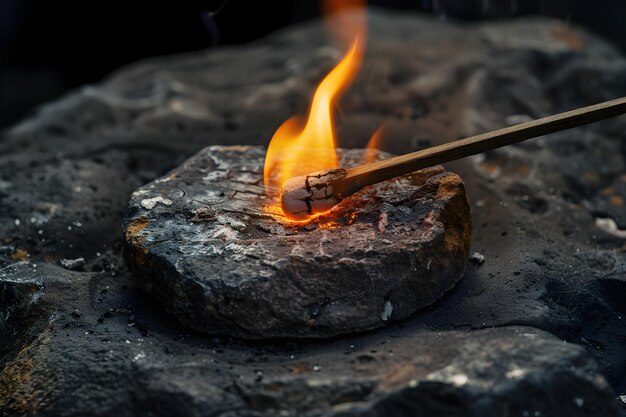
281,96,626,220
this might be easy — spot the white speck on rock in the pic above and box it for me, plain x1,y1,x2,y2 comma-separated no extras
203,170,228,182
337,257,357,265
224,242,259,261
506,368,525,379
469,252,485,264
449,374,468,386
574,398,584,408
595,217,626,238
132,188,151,196
619,395,626,404
141,196,173,210
224,243,245,253
427,365,468,387
381,300,393,321
290,242,305,257
216,214,247,231
132,351,145,362
211,225,238,240
59,257,85,270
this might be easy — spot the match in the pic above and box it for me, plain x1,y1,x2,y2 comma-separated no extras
281,96,626,220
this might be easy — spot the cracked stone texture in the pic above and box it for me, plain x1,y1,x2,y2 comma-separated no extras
1,9,626,417
123,146,471,338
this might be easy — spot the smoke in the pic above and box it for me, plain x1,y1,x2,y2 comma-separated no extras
200,0,232,46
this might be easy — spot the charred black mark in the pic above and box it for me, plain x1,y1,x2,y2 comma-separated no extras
299,171,345,215
304,175,314,214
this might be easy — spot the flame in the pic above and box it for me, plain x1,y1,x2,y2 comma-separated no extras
263,0,368,222
362,124,385,164
263,38,363,196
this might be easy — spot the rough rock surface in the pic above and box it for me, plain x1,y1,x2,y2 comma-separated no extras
123,146,471,338
0,290,618,417
1,9,626,416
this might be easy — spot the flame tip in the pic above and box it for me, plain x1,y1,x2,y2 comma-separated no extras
264,0,367,222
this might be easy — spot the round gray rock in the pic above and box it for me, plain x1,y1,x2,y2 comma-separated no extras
123,145,471,338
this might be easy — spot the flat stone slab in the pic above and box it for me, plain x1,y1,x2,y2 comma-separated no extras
123,145,471,338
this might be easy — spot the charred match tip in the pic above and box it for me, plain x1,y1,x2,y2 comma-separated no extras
280,168,348,221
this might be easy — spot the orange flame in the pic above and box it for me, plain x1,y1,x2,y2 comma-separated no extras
263,0,370,222
263,38,363,195
363,124,386,164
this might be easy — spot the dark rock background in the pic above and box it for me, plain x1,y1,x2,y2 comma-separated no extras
1,10,625,416
4,0,626,130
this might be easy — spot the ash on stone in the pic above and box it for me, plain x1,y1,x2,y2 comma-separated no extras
59,257,85,271
124,145,472,339
469,252,485,265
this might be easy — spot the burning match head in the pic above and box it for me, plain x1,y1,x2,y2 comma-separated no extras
280,168,348,221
